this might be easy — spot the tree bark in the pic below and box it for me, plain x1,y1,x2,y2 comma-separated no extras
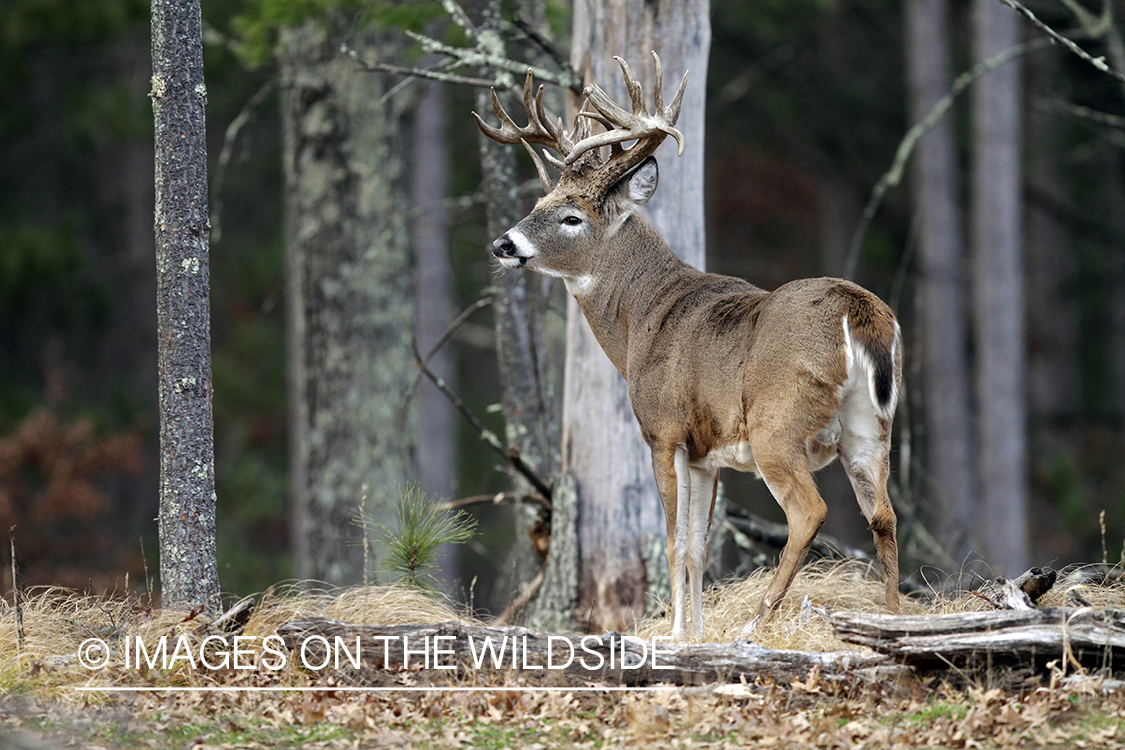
411,76,459,590
832,606,1125,672
412,79,456,503
468,0,562,622
1024,47,1081,515
280,23,418,585
563,0,711,632
904,0,977,568
150,0,220,613
970,0,1029,573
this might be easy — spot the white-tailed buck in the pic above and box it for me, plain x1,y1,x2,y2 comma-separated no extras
475,53,902,641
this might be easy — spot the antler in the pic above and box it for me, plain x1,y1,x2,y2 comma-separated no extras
472,71,566,192
566,53,687,178
473,52,689,198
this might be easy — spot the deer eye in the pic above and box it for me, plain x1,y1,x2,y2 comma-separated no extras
562,216,583,226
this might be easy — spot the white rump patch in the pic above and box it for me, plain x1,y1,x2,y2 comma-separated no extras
841,314,897,421
836,314,891,471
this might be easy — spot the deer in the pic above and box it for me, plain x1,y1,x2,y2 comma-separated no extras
474,53,902,642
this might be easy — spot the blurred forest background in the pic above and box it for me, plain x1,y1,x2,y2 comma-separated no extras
2,0,1124,616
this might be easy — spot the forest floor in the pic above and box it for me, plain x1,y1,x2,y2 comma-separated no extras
2,561,1125,748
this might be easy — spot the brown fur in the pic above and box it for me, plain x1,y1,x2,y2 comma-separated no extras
479,60,901,640
493,171,902,640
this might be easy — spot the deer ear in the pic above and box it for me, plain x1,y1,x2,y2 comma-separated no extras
607,157,659,226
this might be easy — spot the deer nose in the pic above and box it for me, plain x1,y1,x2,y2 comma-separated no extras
493,235,516,258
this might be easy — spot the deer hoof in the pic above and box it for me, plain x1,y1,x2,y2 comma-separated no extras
738,616,762,641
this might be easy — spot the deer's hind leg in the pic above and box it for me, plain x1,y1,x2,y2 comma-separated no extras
838,404,900,613
743,438,828,632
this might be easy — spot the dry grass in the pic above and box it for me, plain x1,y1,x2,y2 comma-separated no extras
0,582,474,704
3,569,1125,748
240,580,472,633
3,562,1123,700
635,559,930,648
634,560,1125,649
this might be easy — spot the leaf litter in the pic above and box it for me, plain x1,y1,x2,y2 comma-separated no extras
1,562,1125,748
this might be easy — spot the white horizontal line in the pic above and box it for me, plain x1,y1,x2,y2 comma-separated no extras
74,685,681,693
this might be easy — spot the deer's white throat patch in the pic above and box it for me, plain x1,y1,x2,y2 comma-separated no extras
563,274,595,295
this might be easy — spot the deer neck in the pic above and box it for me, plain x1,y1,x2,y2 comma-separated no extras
569,216,692,375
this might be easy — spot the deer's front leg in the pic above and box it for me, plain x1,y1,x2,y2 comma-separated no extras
651,444,689,641
686,462,718,641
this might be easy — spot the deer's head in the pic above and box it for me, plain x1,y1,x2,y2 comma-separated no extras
473,54,688,289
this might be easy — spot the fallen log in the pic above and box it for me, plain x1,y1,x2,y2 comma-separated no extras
831,606,1125,673
276,618,908,688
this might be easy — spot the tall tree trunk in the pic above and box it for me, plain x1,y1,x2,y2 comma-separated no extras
564,0,710,631
151,0,220,613
411,76,459,587
466,0,561,622
970,0,1028,573
904,0,977,568
1024,47,1080,476
412,79,455,502
1108,148,1125,423
280,23,418,585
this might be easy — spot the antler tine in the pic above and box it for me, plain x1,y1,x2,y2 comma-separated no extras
667,72,690,145
469,89,513,143
575,103,615,132
472,70,565,151
651,51,665,112
563,53,689,167
528,80,563,148
521,140,555,193
613,56,646,116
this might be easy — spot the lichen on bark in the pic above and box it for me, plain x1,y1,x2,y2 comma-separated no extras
280,23,420,585
151,0,220,613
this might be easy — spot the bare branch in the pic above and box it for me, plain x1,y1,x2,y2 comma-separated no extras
844,38,1049,278
410,340,553,499
494,569,544,624
211,78,275,245
440,492,551,512
995,0,1125,82
1041,97,1125,129
440,0,477,38
398,296,492,431
509,16,579,92
341,44,499,88
1057,0,1112,36
404,30,581,92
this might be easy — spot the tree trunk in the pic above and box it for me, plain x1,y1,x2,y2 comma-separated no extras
1108,148,1125,423
564,0,710,631
412,79,456,503
1023,47,1080,510
151,0,220,613
466,0,562,622
903,0,977,568
970,0,1028,573
411,76,459,590
280,23,418,585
